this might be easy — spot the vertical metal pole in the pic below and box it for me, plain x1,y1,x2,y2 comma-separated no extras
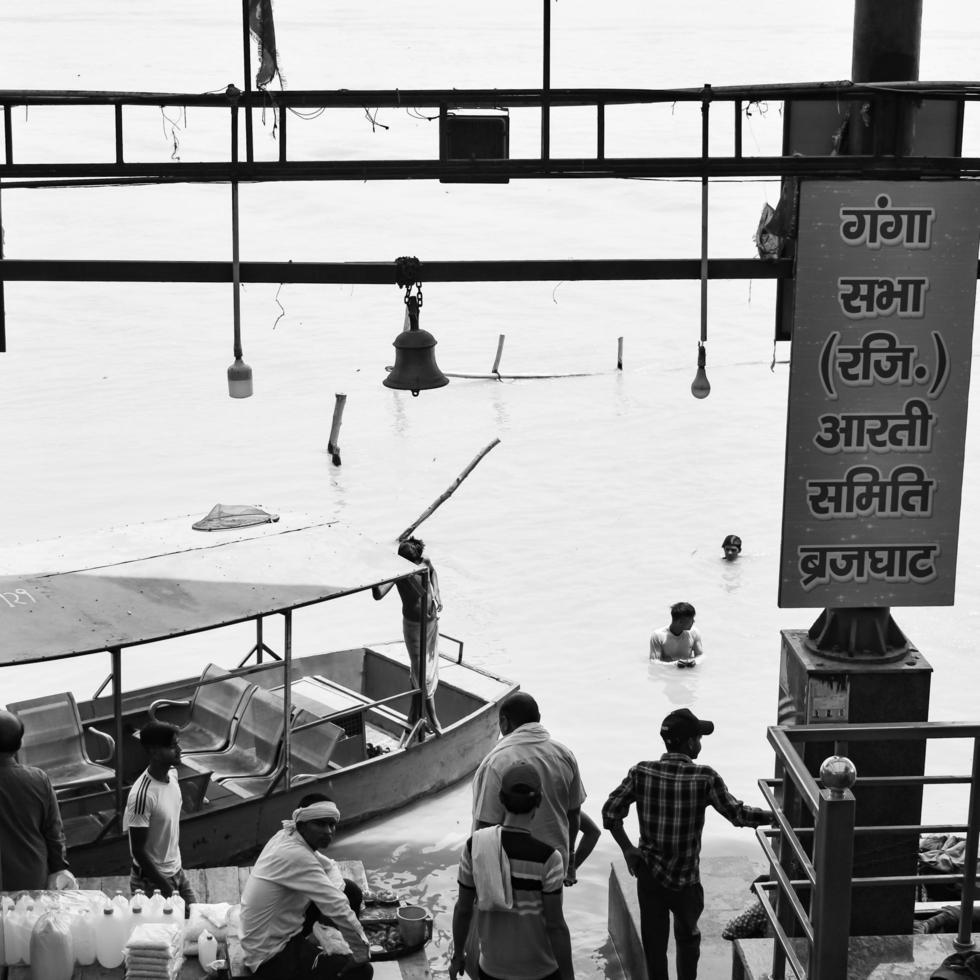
241,0,254,163
417,567,428,732
0,105,8,354
256,616,264,665
282,609,293,791
810,788,855,980
230,103,243,363
0,176,6,354
3,105,12,165
114,104,124,164
110,647,125,826
541,0,551,161
734,99,742,158
700,86,710,346
954,738,980,950
596,103,605,160
850,0,921,156
771,762,797,980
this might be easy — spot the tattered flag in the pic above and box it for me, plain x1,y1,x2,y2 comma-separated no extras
248,0,279,89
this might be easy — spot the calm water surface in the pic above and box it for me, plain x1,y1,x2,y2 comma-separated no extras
2,4,980,976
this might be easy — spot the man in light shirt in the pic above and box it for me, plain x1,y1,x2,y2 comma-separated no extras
241,799,372,980
124,721,196,906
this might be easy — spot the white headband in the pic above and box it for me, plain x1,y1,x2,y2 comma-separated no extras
292,801,341,824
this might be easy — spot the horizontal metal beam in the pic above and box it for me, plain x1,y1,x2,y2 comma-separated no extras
0,258,793,283
1,80,977,109
4,156,980,186
3,258,979,285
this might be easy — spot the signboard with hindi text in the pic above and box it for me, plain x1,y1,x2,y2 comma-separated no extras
779,180,980,608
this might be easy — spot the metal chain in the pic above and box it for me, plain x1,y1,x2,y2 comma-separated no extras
394,256,423,308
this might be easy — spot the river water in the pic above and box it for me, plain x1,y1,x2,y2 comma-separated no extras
2,3,980,977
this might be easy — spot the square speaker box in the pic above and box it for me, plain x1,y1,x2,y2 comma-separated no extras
439,113,509,184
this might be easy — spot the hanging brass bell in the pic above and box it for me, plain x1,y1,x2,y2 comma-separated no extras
383,296,449,397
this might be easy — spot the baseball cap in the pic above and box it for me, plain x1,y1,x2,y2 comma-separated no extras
661,708,715,741
500,762,542,795
722,534,742,551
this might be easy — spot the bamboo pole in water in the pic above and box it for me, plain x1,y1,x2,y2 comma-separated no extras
398,438,502,541
491,334,506,375
327,392,347,466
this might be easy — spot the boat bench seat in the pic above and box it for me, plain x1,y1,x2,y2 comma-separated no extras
60,770,213,849
311,674,410,734
181,687,285,784
222,710,345,799
5,691,116,792
148,662,256,754
61,813,106,847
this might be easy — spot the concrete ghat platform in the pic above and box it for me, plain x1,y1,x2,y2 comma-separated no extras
608,850,768,980
733,933,980,980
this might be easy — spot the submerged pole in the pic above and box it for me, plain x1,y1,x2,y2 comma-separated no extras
327,392,347,466
491,334,505,375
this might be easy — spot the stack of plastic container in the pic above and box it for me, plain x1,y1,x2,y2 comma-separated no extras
1,890,110,970
122,921,184,979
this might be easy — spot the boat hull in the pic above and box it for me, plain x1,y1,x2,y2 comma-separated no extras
63,644,515,875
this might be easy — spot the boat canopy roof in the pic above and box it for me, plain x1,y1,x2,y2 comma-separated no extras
0,515,415,666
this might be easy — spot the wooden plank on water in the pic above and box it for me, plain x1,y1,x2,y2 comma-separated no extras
204,865,241,903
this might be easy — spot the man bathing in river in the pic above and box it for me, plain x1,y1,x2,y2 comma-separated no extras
721,535,742,561
649,602,704,668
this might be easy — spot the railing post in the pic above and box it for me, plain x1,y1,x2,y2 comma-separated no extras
954,738,980,950
810,777,855,980
282,608,292,791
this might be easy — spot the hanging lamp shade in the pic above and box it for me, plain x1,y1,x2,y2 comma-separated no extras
228,356,254,398
383,296,449,397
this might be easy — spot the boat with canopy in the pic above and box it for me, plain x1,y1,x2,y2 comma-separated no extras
0,514,516,876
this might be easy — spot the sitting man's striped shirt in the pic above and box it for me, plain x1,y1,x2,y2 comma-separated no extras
602,753,770,888
458,827,565,980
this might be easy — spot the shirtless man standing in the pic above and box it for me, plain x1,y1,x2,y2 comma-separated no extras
373,536,443,737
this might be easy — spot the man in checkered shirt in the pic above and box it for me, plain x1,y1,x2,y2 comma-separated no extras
602,708,772,980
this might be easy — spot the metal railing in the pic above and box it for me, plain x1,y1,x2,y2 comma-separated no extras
1,79,978,184
756,722,980,980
